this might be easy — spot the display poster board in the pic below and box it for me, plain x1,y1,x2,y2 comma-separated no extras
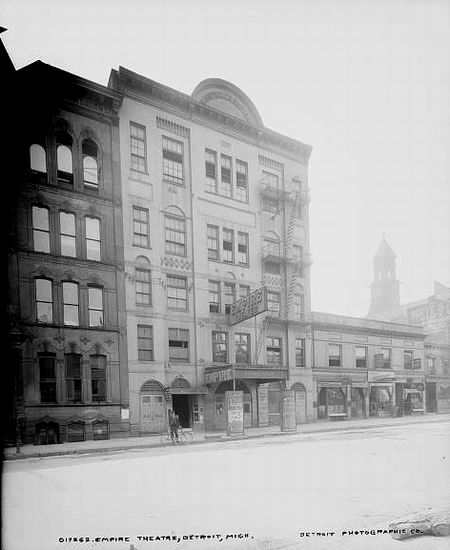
281,390,297,432
225,390,244,436
257,384,269,427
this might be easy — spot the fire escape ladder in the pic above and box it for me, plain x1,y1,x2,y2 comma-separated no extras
255,316,270,364
284,194,299,256
286,269,299,318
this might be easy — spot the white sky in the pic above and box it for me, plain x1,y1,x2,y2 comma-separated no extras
2,0,449,317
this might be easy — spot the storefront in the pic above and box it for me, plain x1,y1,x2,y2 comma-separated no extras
168,377,208,429
317,386,346,419
369,384,394,417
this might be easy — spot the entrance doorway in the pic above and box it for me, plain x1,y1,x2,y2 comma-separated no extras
172,394,191,428
140,379,166,433
317,387,346,419
426,383,437,413
351,388,365,418
291,383,307,424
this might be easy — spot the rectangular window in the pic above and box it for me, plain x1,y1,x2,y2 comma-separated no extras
162,137,183,184
88,287,103,327
355,346,367,368
264,239,280,257
295,338,305,367
239,285,250,300
65,354,82,403
167,275,188,310
138,325,154,361
39,355,56,403
262,196,279,214
209,280,220,313
85,217,101,261
36,279,53,323
91,355,107,402
235,160,248,202
205,149,217,193
328,344,341,367
262,171,279,189
293,294,304,318
168,328,189,361
427,356,436,372
267,292,281,317
224,283,236,314
212,331,228,363
404,350,413,370
237,232,249,265
381,348,391,369
63,282,79,326
32,206,50,253
235,333,250,364
165,215,186,255
136,268,151,305
130,122,147,173
60,212,76,257
222,228,234,263
207,224,219,260
266,337,282,365
133,207,149,247
220,155,232,197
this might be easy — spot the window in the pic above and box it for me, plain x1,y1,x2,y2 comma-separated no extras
328,344,341,367
264,261,281,275
264,238,280,257
209,280,220,313
133,207,149,247
91,355,107,402
294,338,305,367
381,348,391,369
239,285,250,300
205,149,217,192
235,160,248,202
82,140,98,188
32,206,50,253
404,350,414,370
224,283,236,314
162,137,183,184
29,144,46,173
220,155,232,197
237,232,249,265
35,279,53,323
167,275,188,310
165,215,186,255
262,196,278,214
86,217,101,261
169,328,189,361
355,346,367,368
235,333,250,364
427,356,436,373
262,171,279,189
136,268,151,305
443,357,449,375
222,229,234,263
293,294,304,318
57,141,73,184
266,337,282,365
39,355,57,403
88,287,103,327
60,212,76,257
207,225,219,260
212,331,228,363
65,354,82,403
62,282,79,326
138,325,154,361
130,122,147,172
267,292,281,317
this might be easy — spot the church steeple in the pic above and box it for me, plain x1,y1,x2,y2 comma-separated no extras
368,237,400,317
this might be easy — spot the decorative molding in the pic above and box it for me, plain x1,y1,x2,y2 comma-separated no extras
156,116,190,138
161,256,192,271
258,155,284,172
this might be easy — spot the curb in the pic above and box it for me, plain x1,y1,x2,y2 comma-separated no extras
4,415,449,461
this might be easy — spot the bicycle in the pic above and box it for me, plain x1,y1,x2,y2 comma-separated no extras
160,427,193,445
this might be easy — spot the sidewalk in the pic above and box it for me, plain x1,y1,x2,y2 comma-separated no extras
4,413,450,461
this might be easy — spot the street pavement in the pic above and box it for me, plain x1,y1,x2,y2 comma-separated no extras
2,417,450,550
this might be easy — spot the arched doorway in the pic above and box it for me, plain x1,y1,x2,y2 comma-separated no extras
35,420,60,445
215,380,252,428
291,382,307,424
171,377,191,428
268,382,282,426
140,379,166,433
317,387,346,419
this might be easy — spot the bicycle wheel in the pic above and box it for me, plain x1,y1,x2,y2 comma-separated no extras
160,432,172,446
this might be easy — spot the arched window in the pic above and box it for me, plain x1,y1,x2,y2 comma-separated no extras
67,421,85,442
82,140,99,188
29,144,47,173
56,133,73,184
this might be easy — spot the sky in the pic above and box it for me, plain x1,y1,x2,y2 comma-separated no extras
2,0,449,317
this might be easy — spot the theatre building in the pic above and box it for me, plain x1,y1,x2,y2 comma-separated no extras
311,312,426,419
109,68,314,433
7,61,129,444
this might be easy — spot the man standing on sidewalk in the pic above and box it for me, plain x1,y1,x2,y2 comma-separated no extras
169,411,181,443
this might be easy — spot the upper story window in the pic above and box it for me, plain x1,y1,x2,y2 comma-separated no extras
264,261,280,275
165,214,186,256
235,160,248,202
82,140,99,189
133,207,150,247
442,357,449,375
65,354,82,403
404,350,414,370
262,171,279,189
136,267,152,305
212,331,228,363
60,212,76,257
220,155,232,197
209,280,220,313
130,122,147,173
293,294,304,318
264,237,280,257
32,206,50,253
239,285,250,300
266,337,282,365
91,355,107,402
267,292,281,317
39,354,57,403
237,232,249,265
56,133,73,185
207,225,219,260
381,348,391,369
138,324,154,361
205,149,217,193
162,137,184,185
222,228,234,263
62,282,79,326
167,275,188,310
88,287,103,327
29,144,47,173
168,328,189,362
427,356,436,372
262,196,278,214
85,217,101,261
355,346,367,368
224,283,236,314
35,278,53,323
295,338,305,367
235,333,250,364
328,344,341,367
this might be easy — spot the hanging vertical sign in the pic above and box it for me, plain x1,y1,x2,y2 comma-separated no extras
225,391,244,436
257,384,269,427
281,390,297,432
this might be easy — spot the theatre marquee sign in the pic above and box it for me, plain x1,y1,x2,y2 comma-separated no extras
229,287,268,325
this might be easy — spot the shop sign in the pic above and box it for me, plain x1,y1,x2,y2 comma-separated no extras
226,391,244,436
281,391,296,432
205,367,233,385
257,385,269,427
229,287,268,325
